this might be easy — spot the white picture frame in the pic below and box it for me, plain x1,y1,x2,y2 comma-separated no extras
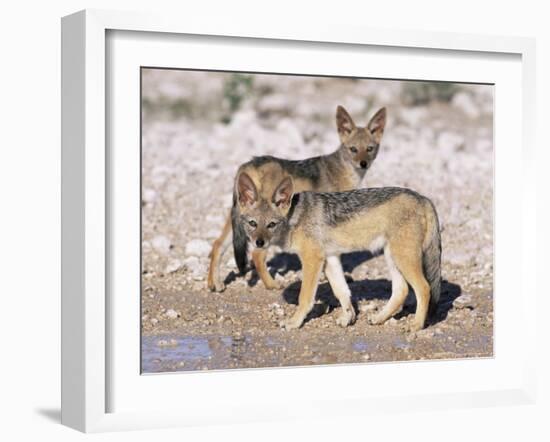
61,9,537,433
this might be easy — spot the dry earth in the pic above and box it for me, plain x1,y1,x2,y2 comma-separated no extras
140,70,494,373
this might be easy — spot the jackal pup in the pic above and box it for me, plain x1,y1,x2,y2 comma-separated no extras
236,174,441,331
208,105,387,292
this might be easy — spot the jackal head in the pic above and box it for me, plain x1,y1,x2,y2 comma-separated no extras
236,172,294,250
336,105,386,172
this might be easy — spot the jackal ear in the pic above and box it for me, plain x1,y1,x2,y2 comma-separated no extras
336,105,356,141
237,172,258,207
367,107,387,143
272,176,294,208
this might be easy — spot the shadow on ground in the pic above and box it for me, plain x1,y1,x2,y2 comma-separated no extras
226,250,462,327
244,250,377,288
282,277,462,327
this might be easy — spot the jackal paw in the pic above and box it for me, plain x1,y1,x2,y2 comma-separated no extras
207,279,226,293
336,308,356,327
368,312,386,326
264,278,284,291
279,315,304,330
408,320,425,333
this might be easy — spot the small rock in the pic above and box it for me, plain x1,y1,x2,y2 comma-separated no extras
185,239,211,257
165,309,179,319
437,131,466,154
205,214,224,225
269,302,285,317
150,318,158,325
232,332,244,341
157,338,178,347
182,256,205,276
151,235,172,255
445,251,474,266
362,353,371,361
453,294,474,310
205,229,220,239
142,188,157,204
165,258,183,274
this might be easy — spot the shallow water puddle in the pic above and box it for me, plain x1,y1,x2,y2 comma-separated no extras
142,335,250,373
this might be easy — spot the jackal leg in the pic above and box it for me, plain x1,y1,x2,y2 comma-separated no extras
252,248,282,290
207,212,232,292
324,255,356,327
369,246,409,325
280,246,324,330
387,242,430,331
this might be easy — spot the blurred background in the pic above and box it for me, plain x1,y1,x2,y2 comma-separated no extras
141,69,493,283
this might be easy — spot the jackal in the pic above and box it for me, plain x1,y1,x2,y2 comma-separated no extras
235,174,441,331
207,105,387,291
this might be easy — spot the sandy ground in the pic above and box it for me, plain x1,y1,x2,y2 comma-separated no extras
140,69,494,373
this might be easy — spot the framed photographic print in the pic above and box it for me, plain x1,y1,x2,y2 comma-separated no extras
61,9,537,432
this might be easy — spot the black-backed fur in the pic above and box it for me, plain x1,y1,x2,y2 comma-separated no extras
248,155,323,186
231,199,249,274
312,187,425,226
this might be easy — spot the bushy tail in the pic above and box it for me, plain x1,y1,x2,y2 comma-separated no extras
231,201,249,274
422,200,442,315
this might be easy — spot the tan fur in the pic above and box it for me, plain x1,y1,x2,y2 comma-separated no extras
279,233,325,330
206,214,232,292
251,248,281,290
207,105,387,292
278,188,439,331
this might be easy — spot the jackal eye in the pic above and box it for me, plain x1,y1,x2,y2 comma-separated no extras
267,221,277,229
367,145,375,153
349,146,358,154
248,220,257,228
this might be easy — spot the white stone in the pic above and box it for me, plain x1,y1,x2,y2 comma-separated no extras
165,258,183,274
182,256,202,274
453,294,474,309
205,214,224,225
165,309,179,319
151,235,172,255
437,131,466,154
185,239,211,257
157,338,178,347
142,188,157,204
205,229,220,239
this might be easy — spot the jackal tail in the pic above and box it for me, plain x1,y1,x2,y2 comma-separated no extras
422,200,442,315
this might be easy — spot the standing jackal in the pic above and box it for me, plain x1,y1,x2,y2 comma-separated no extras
207,105,387,291
235,174,441,331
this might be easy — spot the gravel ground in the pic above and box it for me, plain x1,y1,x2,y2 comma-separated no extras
140,69,494,373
